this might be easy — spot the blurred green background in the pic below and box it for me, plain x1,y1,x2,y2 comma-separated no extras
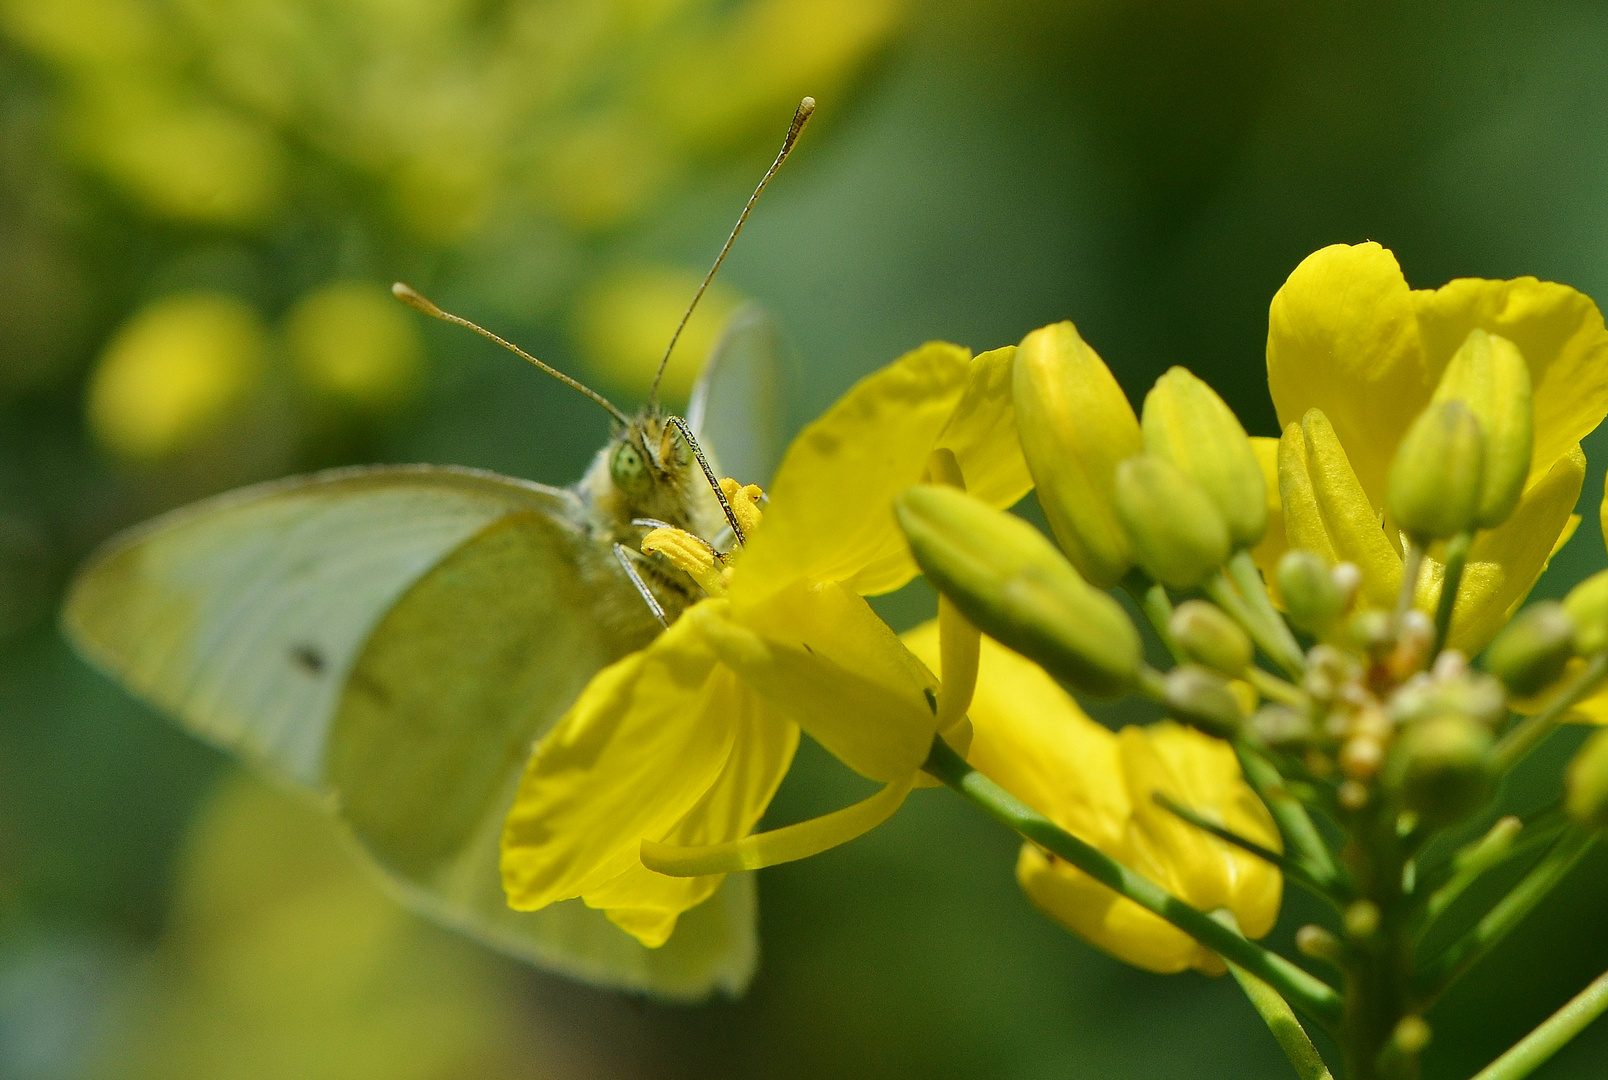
4,0,1608,1077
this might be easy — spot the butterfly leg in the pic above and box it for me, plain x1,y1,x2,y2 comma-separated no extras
612,543,671,629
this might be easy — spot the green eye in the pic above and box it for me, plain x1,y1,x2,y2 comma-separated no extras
609,440,653,495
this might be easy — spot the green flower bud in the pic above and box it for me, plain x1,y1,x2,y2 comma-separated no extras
1251,703,1313,749
1113,455,1231,590
1168,599,1252,676
1162,664,1244,739
1278,549,1348,634
1563,569,1608,655
1432,329,1533,529
1565,728,1608,830
1388,400,1487,542
895,484,1142,697
1482,601,1577,697
1013,321,1141,589
1141,367,1267,549
1348,608,1395,659
1383,714,1494,826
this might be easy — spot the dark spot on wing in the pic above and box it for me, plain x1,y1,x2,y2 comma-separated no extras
292,644,327,675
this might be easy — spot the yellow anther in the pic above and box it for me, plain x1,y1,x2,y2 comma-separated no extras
641,527,727,596
719,478,765,537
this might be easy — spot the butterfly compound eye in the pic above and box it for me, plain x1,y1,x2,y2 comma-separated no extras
609,439,654,497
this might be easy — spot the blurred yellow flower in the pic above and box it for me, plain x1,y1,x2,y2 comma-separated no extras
572,265,743,400
1259,242,1608,651
285,282,425,413
905,626,1281,975
501,340,1031,947
86,293,266,461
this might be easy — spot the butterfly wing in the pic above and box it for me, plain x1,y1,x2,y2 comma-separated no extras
688,304,787,488
62,464,756,999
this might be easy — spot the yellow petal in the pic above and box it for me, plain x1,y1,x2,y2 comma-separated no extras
582,677,799,946
734,341,1027,603
1412,277,1608,484
1267,243,1430,507
695,590,938,783
500,614,734,912
1248,436,1287,600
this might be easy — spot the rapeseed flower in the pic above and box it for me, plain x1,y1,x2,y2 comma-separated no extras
500,341,1031,946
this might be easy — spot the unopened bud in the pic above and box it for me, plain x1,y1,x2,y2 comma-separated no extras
1162,665,1244,738
1566,728,1608,830
1251,703,1313,749
1348,608,1395,658
1432,329,1533,529
1013,321,1141,588
1563,569,1608,655
1114,455,1231,590
1384,714,1494,826
1141,367,1266,549
1278,549,1348,635
1483,601,1577,696
1344,899,1381,939
1168,600,1252,676
1295,924,1345,965
896,484,1142,697
1388,399,1486,542
1389,669,1505,729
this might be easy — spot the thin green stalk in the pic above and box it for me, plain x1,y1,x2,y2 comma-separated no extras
1493,652,1608,772
1415,816,1565,933
1208,570,1305,679
1245,666,1309,708
1397,540,1425,623
1433,532,1472,649
1471,967,1608,1080
922,736,1345,1029
1227,952,1337,1080
1123,572,1190,666
1417,830,1600,1003
1228,550,1307,670
1156,793,1337,902
1234,741,1345,893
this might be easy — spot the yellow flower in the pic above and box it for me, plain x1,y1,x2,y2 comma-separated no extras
904,625,1281,974
500,341,1032,946
1258,242,1608,650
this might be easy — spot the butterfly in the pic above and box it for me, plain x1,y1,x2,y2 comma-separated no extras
60,100,811,1001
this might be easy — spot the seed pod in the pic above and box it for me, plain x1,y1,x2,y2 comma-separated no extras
1383,714,1494,826
1141,367,1267,550
1563,569,1608,655
1162,665,1244,739
895,484,1142,697
1113,455,1231,590
1013,321,1140,588
1565,728,1608,830
1169,600,1252,676
1388,400,1486,542
1432,329,1533,529
1278,549,1348,635
1483,601,1577,697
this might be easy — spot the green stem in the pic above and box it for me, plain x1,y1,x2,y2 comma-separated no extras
1433,532,1472,649
1397,540,1425,623
1123,571,1189,666
1415,815,1565,934
1417,829,1600,1004
1245,666,1309,708
1471,967,1608,1080
1228,550,1307,669
1492,652,1608,773
1156,793,1336,902
922,737,1345,1029
1209,566,1305,679
1227,949,1337,1080
1234,741,1345,893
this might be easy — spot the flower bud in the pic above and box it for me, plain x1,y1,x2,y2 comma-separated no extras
1565,728,1608,830
1162,665,1244,738
1251,703,1313,749
895,484,1142,697
1278,549,1348,635
1387,400,1486,542
1482,601,1577,697
1113,456,1231,590
1383,714,1494,826
1168,600,1252,676
1141,367,1267,550
1563,569,1608,655
1014,322,1141,588
1431,329,1533,529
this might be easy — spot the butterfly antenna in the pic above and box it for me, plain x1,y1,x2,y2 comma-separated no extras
647,96,815,411
393,283,632,426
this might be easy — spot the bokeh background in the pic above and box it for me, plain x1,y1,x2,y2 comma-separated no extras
3,1,1608,1077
